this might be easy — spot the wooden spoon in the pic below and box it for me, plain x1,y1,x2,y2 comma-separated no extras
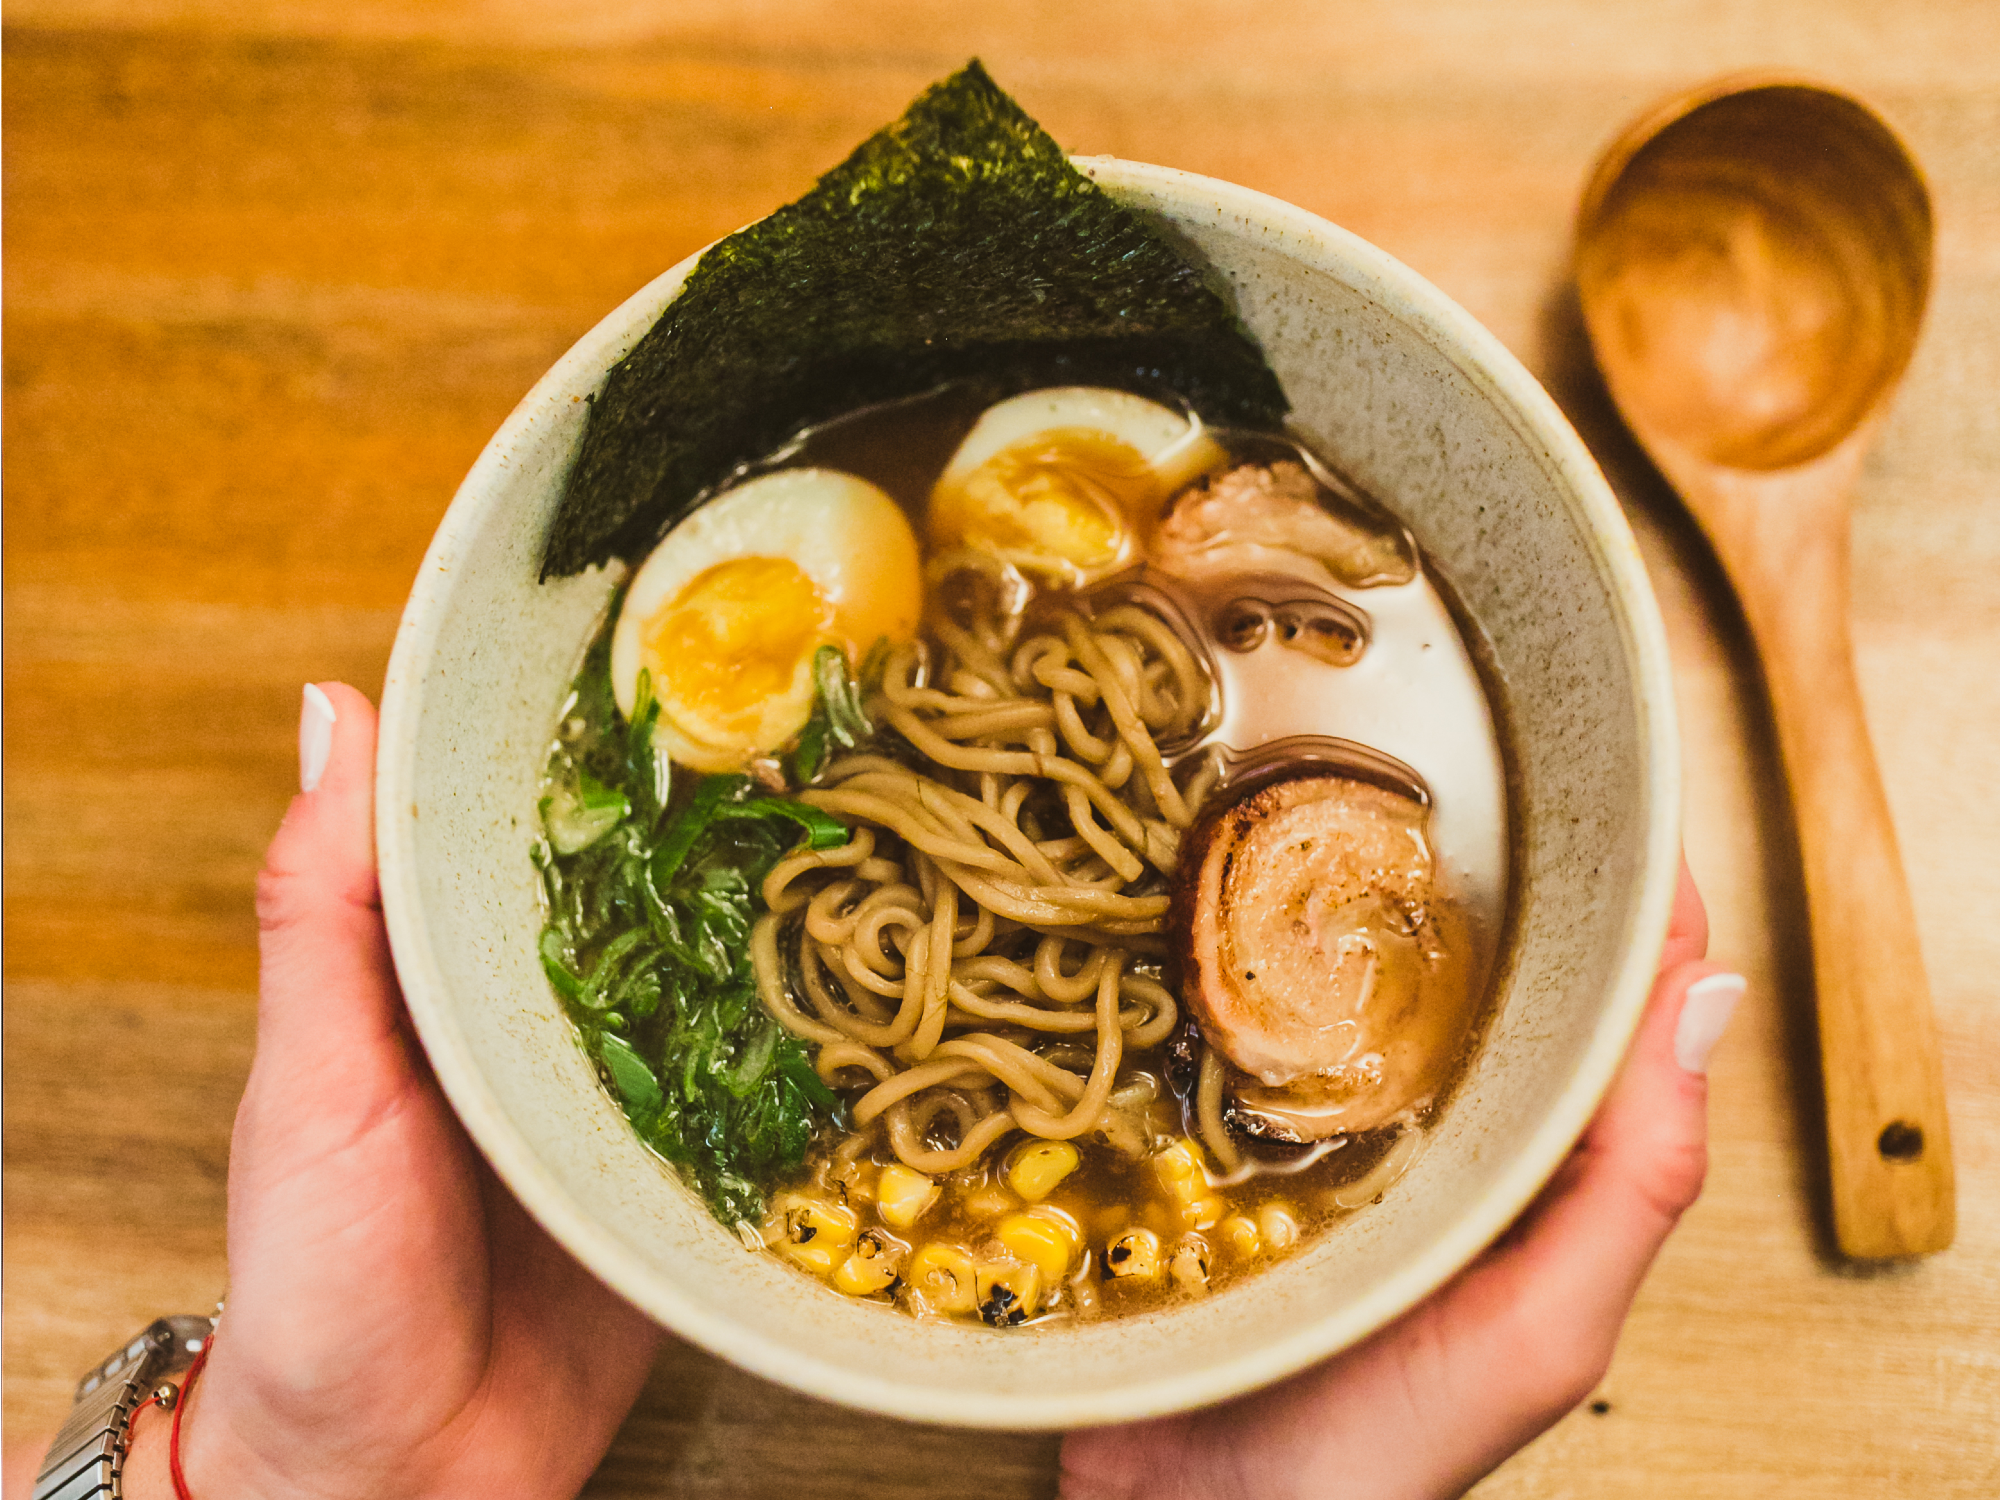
1575,78,1954,1258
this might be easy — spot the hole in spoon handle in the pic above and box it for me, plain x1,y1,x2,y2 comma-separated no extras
1877,1120,1925,1162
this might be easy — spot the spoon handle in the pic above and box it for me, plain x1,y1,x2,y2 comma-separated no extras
1684,451,1956,1258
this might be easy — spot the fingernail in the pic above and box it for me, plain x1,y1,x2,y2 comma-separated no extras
300,683,337,792
1674,972,1746,1075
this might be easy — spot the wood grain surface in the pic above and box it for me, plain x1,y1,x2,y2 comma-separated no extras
6,4,1997,1495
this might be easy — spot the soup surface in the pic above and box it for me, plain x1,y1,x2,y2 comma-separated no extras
532,385,1508,1325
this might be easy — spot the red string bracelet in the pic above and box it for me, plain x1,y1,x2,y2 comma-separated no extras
168,1328,213,1500
121,1327,208,1498
126,1389,168,1440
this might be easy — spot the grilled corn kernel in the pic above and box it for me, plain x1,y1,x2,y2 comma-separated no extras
772,1192,857,1251
1104,1227,1163,1280
908,1243,978,1315
832,1159,877,1207
1169,1234,1212,1292
1152,1138,1209,1206
975,1258,1044,1327
786,1241,839,1276
996,1210,1081,1282
1006,1140,1080,1201
1218,1215,1261,1258
876,1165,941,1228
832,1230,904,1296
961,1180,1020,1220
1257,1202,1300,1251
1179,1195,1226,1231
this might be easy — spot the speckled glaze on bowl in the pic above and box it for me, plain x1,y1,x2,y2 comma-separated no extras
376,159,1680,1430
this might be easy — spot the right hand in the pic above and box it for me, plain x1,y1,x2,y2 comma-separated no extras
1063,861,1739,1500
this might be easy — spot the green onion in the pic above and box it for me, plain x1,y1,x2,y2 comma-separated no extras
625,668,671,826
539,768,630,856
790,717,828,784
814,644,873,748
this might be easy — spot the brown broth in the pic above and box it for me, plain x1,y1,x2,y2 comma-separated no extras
714,387,1512,1325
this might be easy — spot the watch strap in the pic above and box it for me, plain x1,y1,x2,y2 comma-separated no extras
34,1317,214,1500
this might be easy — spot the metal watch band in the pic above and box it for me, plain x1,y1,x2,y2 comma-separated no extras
33,1316,215,1500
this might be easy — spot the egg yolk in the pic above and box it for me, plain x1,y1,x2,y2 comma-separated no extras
639,555,829,748
933,430,1162,583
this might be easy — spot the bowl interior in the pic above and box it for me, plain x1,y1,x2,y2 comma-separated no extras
377,158,1678,1429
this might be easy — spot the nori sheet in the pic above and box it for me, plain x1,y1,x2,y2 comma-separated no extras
540,60,1289,580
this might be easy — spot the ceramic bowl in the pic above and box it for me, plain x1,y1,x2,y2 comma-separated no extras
376,158,1680,1429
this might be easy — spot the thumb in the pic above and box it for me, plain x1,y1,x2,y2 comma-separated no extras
254,682,399,1064
1452,937,1745,1430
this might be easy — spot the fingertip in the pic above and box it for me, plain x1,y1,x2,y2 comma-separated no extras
266,682,379,895
1575,958,1740,1227
1627,958,1743,1080
304,682,379,797
1669,967,1746,1077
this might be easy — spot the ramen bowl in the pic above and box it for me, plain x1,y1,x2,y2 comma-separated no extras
376,159,1679,1428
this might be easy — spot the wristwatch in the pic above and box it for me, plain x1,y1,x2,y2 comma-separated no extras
33,1315,216,1500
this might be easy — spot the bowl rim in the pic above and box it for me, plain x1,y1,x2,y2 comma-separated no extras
377,156,1682,1429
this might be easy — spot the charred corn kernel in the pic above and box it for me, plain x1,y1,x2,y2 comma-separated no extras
1006,1140,1080,1201
1169,1234,1212,1292
975,1258,1044,1327
1257,1202,1300,1250
909,1243,978,1315
832,1231,903,1296
781,1240,839,1277
876,1165,941,1228
832,1160,878,1207
962,1180,1020,1221
1104,1227,1163,1280
996,1211,1080,1282
1218,1215,1261,1258
773,1191,857,1251
1152,1138,1209,1206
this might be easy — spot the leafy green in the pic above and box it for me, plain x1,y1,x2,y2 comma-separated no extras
600,1033,664,1119
534,640,859,1225
540,59,1288,579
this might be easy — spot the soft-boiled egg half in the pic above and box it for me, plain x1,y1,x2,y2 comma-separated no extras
610,468,921,772
928,387,1225,586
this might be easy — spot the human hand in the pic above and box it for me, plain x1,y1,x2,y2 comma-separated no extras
1062,861,1739,1500
116,683,663,1499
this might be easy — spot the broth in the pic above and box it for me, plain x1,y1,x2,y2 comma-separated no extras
535,386,1509,1326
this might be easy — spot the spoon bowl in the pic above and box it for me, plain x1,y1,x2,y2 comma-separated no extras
1575,79,1954,1259
1578,81,1931,470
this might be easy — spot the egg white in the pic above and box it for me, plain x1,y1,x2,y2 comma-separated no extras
610,467,921,769
939,387,1223,491
929,387,1226,583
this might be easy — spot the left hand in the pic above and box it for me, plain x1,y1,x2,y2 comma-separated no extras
121,682,662,1498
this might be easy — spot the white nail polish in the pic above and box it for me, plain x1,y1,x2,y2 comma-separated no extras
1674,972,1746,1075
300,683,338,792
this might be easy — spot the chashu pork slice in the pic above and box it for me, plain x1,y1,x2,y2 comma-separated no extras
1176,772,1474,1141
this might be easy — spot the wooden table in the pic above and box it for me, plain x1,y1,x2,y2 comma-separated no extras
7,4,1997,1494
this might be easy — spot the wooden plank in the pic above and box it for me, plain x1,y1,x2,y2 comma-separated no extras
7,9,1997,1495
